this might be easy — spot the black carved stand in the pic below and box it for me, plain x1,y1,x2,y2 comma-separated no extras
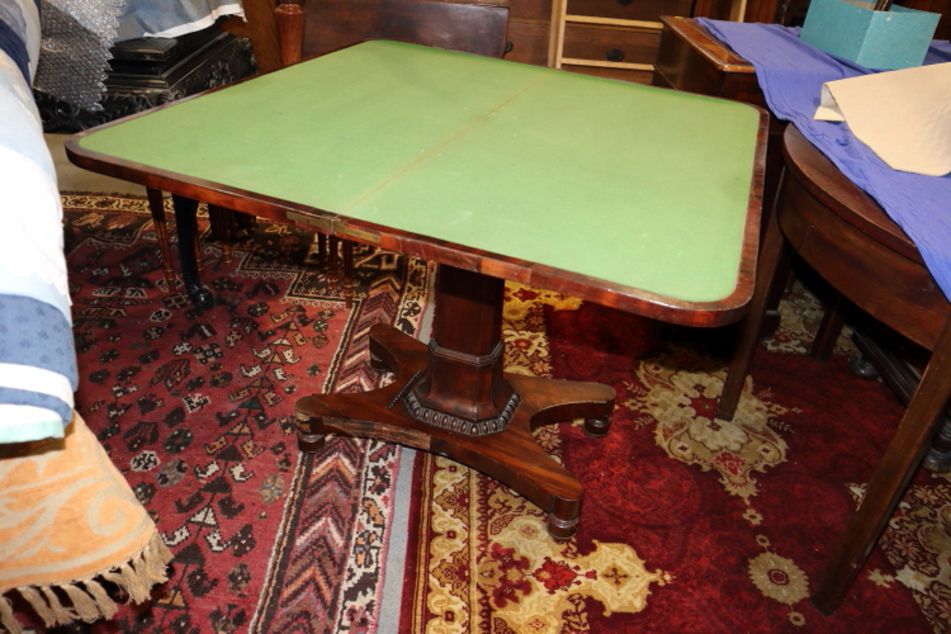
37,25,255,133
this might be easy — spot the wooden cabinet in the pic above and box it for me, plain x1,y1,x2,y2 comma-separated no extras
234,0,743,84
505,0,552,65
504,0,736,83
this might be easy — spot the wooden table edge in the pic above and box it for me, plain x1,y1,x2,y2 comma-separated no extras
659,16,756,75
781,126,922,265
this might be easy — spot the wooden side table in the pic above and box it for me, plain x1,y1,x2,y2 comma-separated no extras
67,40,767,539
653,16,951,478
717,125,951,613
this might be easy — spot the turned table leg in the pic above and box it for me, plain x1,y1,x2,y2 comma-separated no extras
146,188,178,292
812,321,951,614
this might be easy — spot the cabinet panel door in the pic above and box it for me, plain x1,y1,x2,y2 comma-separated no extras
504,19,551,65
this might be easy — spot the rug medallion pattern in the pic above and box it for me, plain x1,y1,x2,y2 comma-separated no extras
404,280,948,633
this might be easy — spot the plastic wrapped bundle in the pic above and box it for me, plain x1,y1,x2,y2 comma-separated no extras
32,0,125,112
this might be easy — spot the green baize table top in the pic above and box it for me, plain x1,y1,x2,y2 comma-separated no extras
78,40,762,306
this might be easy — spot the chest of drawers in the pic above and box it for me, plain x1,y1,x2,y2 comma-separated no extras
504,0,735,83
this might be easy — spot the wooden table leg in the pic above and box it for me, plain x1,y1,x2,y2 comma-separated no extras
296,265,616,538
717,190,788,421
171,195,215,310
812,320,951,614
810,293,848,362
146,188,178,292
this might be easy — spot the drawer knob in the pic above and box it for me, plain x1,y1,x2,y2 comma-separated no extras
504,40,513,54
605,48,625,62
616,0,635,5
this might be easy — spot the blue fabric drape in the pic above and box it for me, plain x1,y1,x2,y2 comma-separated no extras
697,18,951,301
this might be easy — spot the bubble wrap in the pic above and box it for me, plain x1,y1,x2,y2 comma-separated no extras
33,0,126,112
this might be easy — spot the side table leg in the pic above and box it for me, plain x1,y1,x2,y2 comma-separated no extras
295,323,615,540
583,416,611,437
810,293,847,362
811,321,951,614
171,195,215,310
296,411,327,453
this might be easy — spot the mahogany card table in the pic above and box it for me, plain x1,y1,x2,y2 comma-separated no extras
67,40,767,537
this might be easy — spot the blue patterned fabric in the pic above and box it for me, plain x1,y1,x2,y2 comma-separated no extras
0,295,77,382
697,19,951,302
0,295,76,443
0,296,77,444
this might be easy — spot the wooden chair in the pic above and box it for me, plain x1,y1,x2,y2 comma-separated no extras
716,125,951,615
267,0,508,62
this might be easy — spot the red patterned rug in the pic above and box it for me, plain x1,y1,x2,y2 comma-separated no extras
401,280,951,633
28,196,951,634
23,195,433,634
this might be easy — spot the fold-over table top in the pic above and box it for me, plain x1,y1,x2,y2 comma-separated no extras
71,40,766,324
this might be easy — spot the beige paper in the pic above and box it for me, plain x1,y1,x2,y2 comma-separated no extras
814,62,951,177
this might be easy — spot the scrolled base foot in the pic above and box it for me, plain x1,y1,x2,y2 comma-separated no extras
583,417,611,438
546,512,579,541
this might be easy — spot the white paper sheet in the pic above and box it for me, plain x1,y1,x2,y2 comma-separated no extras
814,62,951,177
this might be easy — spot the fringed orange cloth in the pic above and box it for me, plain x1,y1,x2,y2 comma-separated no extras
0,411,172,633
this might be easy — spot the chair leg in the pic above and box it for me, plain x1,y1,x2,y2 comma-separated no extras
327,235,340,292
342,239,354,309
811,320,951,614
717,204,788,421
317,235,356,307
810,293,848,362
207,204,235,266
146,188,177,292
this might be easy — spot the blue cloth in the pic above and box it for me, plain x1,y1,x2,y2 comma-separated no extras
697,19,951,301
115,0,243,41
0,294,77,442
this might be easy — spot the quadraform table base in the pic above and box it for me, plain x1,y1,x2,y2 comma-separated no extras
295,323,616,539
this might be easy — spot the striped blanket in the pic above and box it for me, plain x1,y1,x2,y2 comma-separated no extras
0,0,77,444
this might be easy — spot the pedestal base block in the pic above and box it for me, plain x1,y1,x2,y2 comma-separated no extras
295,324,616,539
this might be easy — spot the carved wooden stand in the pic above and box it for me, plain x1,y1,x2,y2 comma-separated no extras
295,265,616,538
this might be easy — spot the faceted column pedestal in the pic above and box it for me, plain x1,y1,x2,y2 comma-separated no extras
295,265,616,538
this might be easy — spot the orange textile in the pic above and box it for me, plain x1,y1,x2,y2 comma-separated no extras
0,411,171,633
